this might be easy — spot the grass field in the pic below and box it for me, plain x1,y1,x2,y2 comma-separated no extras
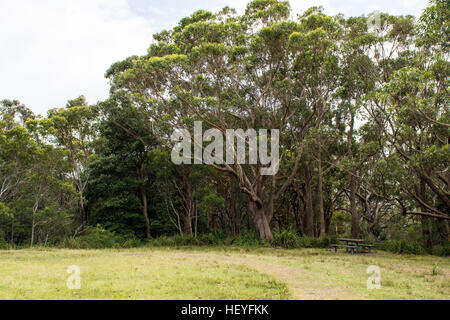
0,247,448,300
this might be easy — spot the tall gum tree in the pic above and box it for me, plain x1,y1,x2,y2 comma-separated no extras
40,97,98,230
109,1,328,240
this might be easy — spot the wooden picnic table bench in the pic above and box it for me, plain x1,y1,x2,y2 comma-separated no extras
331,239,375,254
331,244,358,254
359,244,374,253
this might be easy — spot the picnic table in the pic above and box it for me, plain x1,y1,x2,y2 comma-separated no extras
331,238,374,254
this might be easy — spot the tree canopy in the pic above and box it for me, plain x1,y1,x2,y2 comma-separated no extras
0,0,448,253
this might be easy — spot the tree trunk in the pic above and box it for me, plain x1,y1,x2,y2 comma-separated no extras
317,141,326,238
325,199,334,235
230,179,237,237
249,201,273,241
350,174,358,238
79,196,86,232
444,220,450,242
303,166,314,237
30,217,35,247
10,219,14,243
141,184,151,239
348,110,359,239
183,212,192,236
180,165,193,236
419,179,432,249
138,164,151,239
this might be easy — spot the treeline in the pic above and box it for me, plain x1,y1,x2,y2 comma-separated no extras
0,0,448,253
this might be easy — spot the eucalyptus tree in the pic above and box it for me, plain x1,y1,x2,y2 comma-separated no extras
40,96,98,229
361,3,449,245
0,103,37,242
107,0,350,240
335,15,379,238
0,100,36,202
25,144,75,246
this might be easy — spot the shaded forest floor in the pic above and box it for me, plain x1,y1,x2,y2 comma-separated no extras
0,247,448,299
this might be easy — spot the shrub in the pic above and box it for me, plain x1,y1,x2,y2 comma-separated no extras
120,238,142,248
61,237,82,249
61,225,133,249
272,229,299,249
431,264,441,276
432,241,450,257
147,235,197,247
296,236,319,248
79,225,124,248
271,230,337,249
381,240,427,255
317,236,338,248
0,237,9,250
233,232,260,247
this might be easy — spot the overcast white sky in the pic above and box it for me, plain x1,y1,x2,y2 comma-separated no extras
0,0,429,116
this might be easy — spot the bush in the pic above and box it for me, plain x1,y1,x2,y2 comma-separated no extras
148,235,199,247
79,225,124,248
61,237,82,249
272,229,299,249
0,237,9,250
295,236,318,248
120,238,143,248
233,232,260,247
147,233,233,247
317,235,338,248
432,241,450,257
61,225,141,249
271,230,338,249
381,240,427,255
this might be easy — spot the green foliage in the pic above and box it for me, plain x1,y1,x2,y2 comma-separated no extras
431,264,441,276
233,232,261,247
1,1,448,254
272,229,299,248
432,241,450,257
62,225,141,249
0,237,9,250
272,230,338,249
381,240,427,255
147,234,228,247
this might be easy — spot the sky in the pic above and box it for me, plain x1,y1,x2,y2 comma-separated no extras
0,0,429,116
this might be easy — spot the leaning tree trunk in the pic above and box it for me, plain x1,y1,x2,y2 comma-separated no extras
249,201,273,241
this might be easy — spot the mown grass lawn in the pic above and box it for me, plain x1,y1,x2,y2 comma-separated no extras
0,247,448,300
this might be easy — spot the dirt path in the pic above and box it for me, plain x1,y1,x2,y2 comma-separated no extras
170,252,366,300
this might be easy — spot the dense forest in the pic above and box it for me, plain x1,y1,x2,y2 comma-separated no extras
0,0,448,254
